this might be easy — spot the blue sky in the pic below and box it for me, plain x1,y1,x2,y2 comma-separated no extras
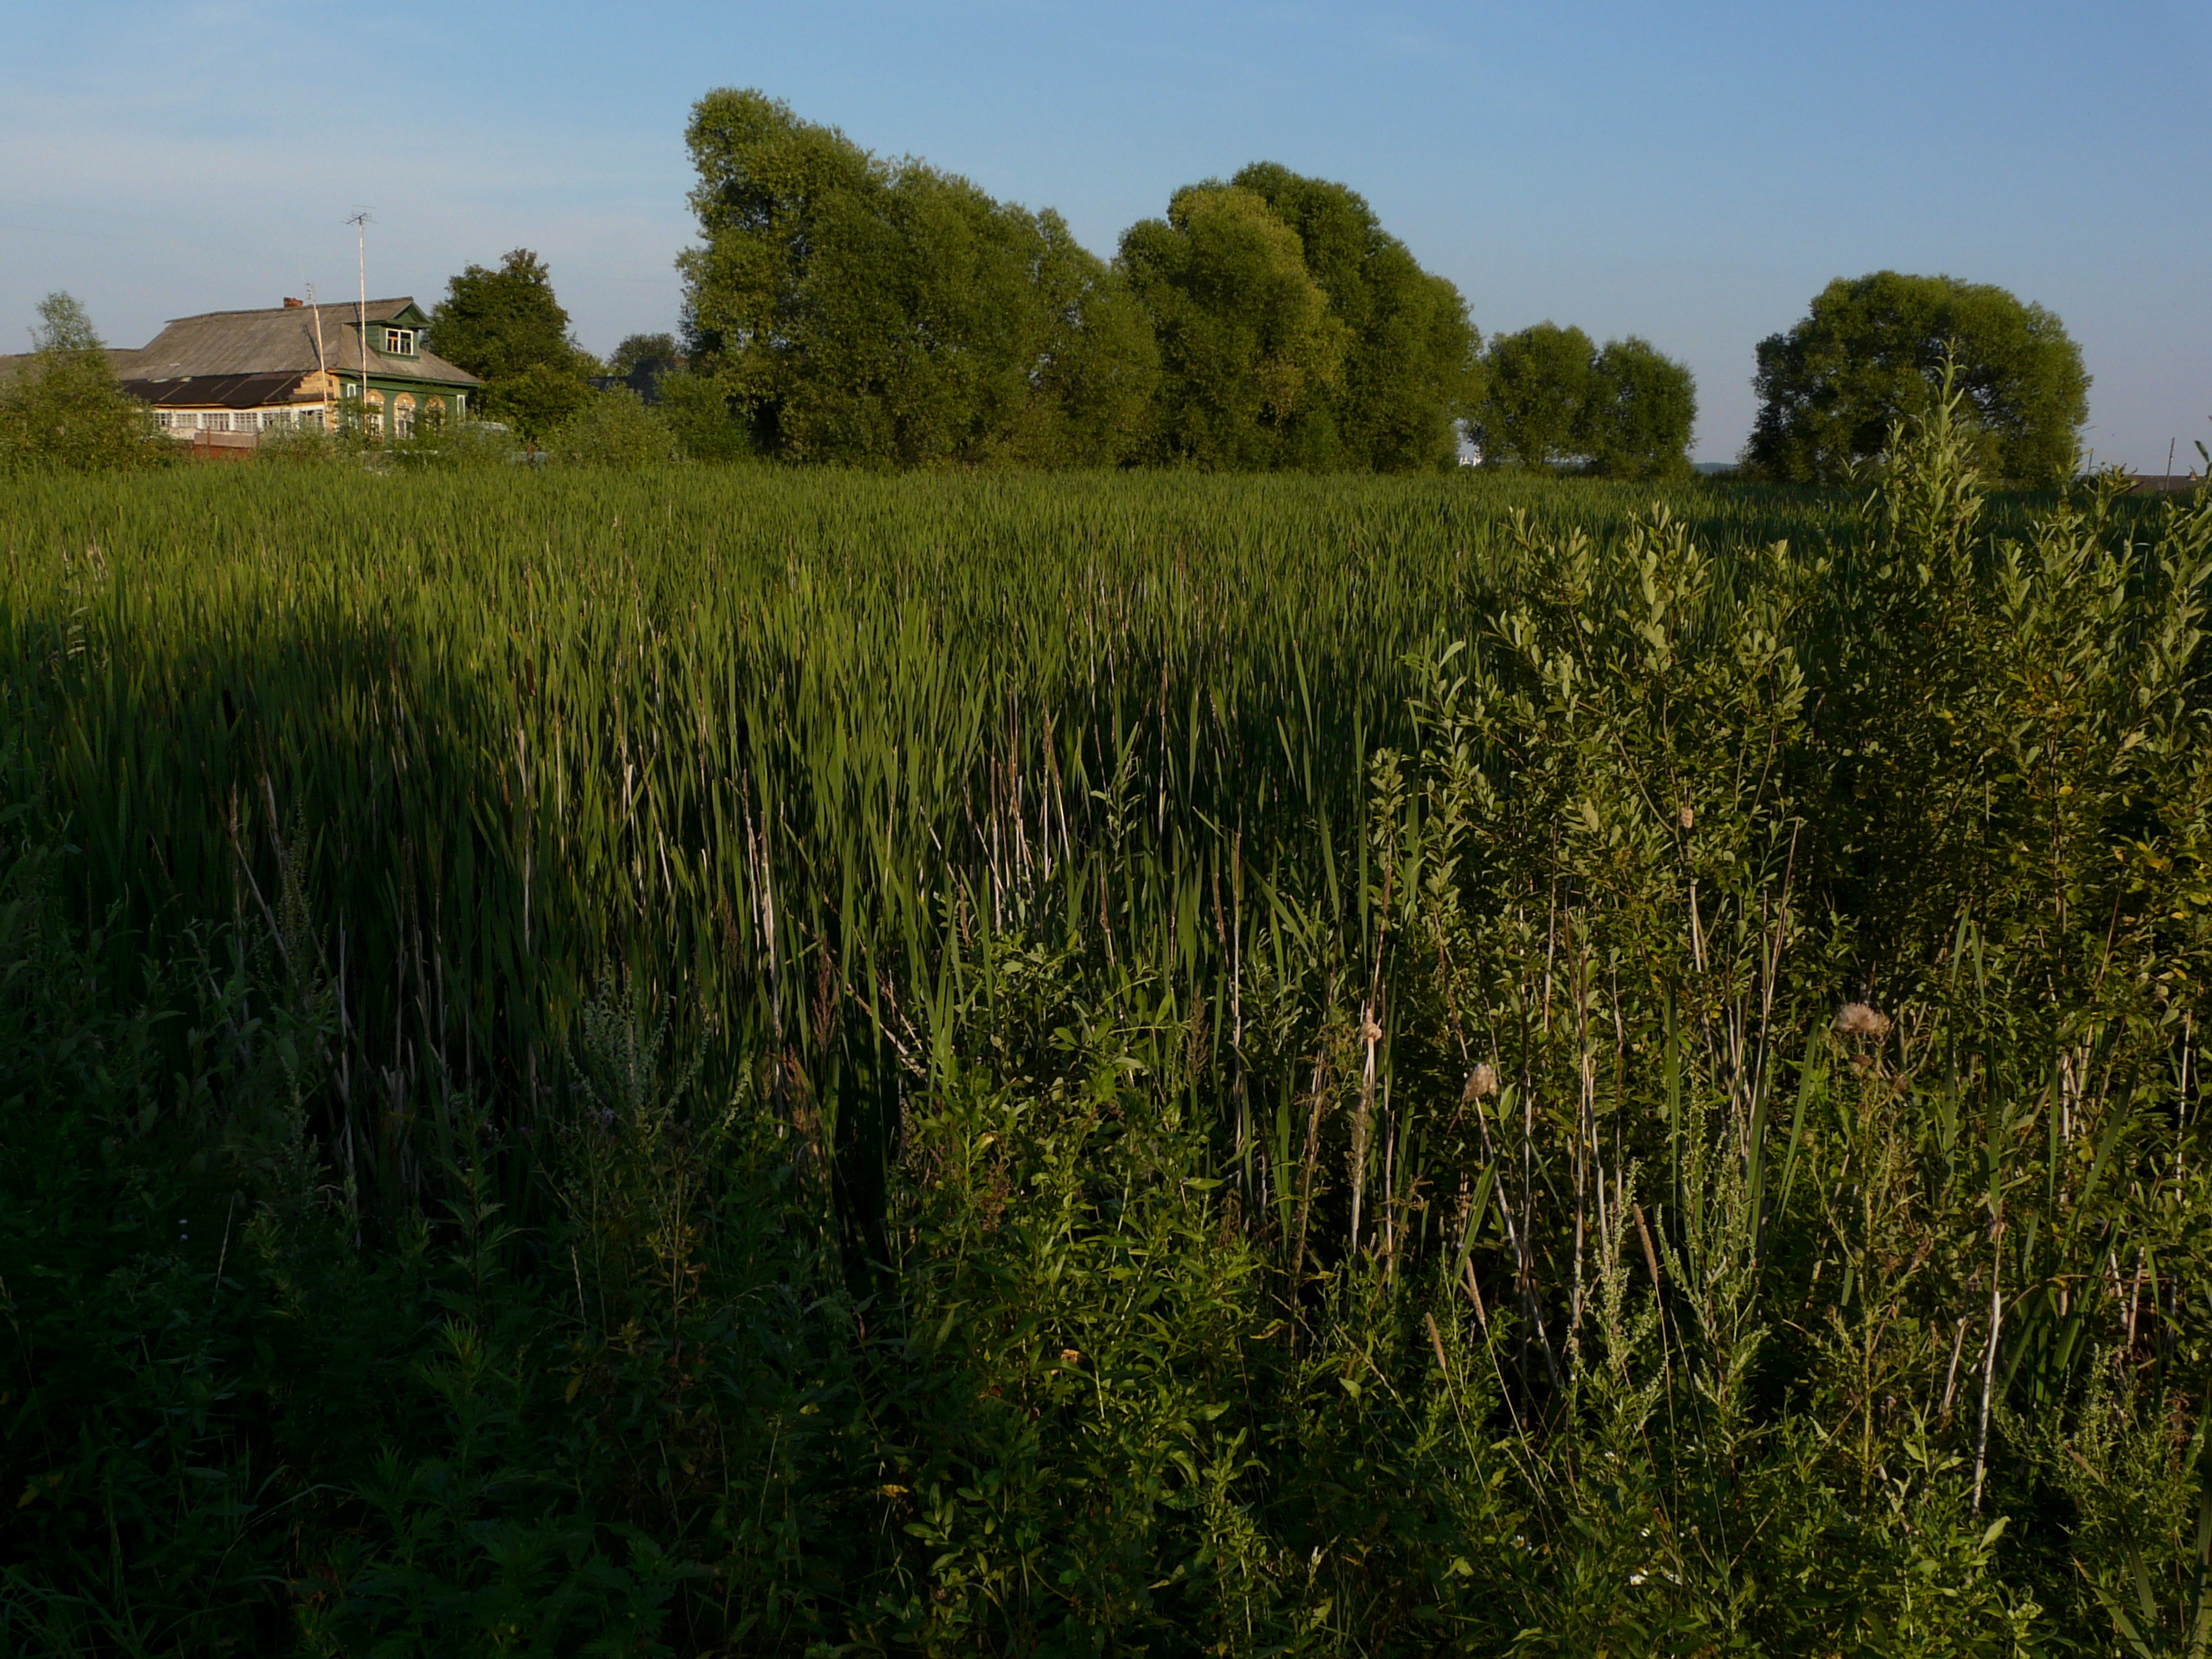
4,1,2207,467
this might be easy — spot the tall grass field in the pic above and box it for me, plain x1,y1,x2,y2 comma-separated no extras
3,413,2211,1655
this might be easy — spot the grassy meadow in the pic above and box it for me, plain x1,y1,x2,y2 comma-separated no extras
3,422,2211,1655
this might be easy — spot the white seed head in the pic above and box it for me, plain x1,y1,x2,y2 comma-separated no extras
1833,1002,1892,1042
1465,1062,1500,1101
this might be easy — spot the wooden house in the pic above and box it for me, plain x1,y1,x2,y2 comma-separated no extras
112,297,480,451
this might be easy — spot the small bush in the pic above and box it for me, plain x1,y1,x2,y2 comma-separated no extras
549,388,679,468
0,293,172,475
397,415,523,470
253,418,340,465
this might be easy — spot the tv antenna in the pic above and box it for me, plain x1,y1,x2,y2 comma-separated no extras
346,209,373,419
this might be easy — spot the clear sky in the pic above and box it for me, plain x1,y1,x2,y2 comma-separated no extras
4,1,2207,468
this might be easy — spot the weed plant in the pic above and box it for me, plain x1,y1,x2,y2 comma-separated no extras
1,405,2207,1654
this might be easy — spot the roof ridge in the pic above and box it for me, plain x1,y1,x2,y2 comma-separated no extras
161,298,422,325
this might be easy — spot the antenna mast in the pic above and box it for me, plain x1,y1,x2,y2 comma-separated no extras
346,209,372,434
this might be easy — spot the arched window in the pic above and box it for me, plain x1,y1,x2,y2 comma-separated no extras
394,392,417,440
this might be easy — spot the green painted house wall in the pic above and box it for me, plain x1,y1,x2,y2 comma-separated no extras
335,301,474,439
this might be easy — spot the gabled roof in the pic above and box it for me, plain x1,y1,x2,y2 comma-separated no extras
119,299,479,388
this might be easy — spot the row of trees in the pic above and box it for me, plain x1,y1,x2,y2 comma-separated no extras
1474,324,1698,477
3,92,2097,482
668,91,2095,480
404,241,2106,483
672,90,1496,471
419,180,1702,478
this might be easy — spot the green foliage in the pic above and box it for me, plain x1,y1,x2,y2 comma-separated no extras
674,101,1482,475
426,251,596,439
549,389,680,468
1745,269,2089,483
2,436,2209,1652
1118,184,1348,469
653,369,754,462
252,416,341,466
497,360,593,445
607,332,682,379
1227,163,1480,472
396,415,523,470
0,293,172,475
1473,320,1595,470
1477,323,1698,476
678,88,1157,468
1584,333,1698,478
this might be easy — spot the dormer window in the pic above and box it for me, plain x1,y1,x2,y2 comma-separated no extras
383,327,416,356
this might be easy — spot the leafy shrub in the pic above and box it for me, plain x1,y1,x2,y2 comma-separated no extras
397,415,523,469
550,389,680,468
0,293,172,475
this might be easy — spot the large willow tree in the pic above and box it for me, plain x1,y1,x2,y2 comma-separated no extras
678,89,1158,468
1119,169,1478,472
1744,271,2089,485
1227,164,1480,472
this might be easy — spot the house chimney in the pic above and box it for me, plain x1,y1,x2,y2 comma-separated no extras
283,297,304,308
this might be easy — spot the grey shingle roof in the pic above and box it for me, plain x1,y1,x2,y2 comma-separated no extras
119,300,480,388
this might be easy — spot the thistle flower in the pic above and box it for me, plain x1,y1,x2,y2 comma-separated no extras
1833,1002,1891,1042
1465,1062,1500,1101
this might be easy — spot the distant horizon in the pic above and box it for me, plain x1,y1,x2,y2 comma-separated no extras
5,1,2206,470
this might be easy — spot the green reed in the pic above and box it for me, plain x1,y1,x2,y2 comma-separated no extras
0,466,1860,1224
3,434,2208,1654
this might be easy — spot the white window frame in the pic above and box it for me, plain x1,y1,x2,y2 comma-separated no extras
384,327,415,356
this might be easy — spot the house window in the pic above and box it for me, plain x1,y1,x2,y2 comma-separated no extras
394,392,417,440
384,328,415,356
203,412,232,433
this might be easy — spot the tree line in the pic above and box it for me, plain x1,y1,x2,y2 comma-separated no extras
2,87,2098,480
661,89,1712,475
411,94,2097,482
415,91,1705,476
